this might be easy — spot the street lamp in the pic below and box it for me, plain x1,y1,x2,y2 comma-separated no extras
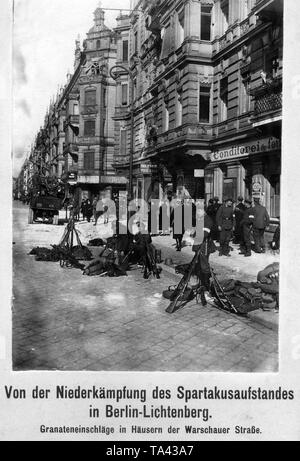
110,64,134,203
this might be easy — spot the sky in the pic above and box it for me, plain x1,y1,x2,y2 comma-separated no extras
13,0,131,177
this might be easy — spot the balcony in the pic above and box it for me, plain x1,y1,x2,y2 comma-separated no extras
81,105,99,115
68,114,79,124
251,77,282,124
63,143,79,156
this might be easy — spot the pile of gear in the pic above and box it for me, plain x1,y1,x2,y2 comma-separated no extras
29,246,61,262
217,262,279,314
29,214,162,280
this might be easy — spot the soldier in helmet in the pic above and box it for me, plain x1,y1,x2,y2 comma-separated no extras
216,198,235,257
239,199,255,257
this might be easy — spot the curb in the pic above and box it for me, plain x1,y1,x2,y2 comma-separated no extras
160,263,278,331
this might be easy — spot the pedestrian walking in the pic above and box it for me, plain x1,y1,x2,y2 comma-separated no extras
211,196,221,241
102,195,110,225
81,198,93,222
216,198,235,257
170,198,185,251
233,196,246,244
92,195,98,222
239,199,255,257
253,198,270,253
94,196,106,226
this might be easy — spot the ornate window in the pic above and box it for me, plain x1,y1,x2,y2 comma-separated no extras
199,84,211,123
85,89,96,106
83,151,95,169
84,120,96,136
201,5,212,41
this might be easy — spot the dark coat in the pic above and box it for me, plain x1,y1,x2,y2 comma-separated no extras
253,204,270,229
235,202,246,226
216,205,235,230
170,203,185,238
240,207,255,227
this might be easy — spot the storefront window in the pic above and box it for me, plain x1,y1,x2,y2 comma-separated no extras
223,177,237,202
270,174,280,218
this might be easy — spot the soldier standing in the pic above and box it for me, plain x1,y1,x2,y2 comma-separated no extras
233,196,246,244
253,198,270,253
216,198,235,257
239,199,255,257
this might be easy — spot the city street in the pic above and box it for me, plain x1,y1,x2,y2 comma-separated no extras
13,202,278,372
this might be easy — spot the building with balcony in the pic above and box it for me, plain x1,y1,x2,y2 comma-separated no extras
57,6,128,203
116,0,282,222
115,0,215,202
206,0,283,221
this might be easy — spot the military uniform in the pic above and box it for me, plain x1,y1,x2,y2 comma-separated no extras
216,203,235,256
253,203,270,253
234,202,246,244
240,206,255,256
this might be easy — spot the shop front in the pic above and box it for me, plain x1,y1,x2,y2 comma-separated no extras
206,135,281,221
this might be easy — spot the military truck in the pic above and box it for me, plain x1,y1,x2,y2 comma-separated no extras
28,194,62,224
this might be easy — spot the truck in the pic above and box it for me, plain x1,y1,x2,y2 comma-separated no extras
28,194,63,225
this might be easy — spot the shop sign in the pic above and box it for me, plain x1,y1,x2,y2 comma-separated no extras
194,169,204,178
78,175,100,184
100,175,128,185
140,163,158,174
211,137,281,162
252,181,263,193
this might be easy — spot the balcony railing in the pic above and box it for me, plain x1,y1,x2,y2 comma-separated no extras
81,105,99,115
251,77,282,117
68,114,79,124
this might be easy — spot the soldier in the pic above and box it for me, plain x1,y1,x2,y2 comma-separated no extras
253,198,270,253
239,199,255,257
216,198,235,257
233,196,246,244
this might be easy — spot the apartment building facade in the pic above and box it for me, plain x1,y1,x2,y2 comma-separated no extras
116,0,282,221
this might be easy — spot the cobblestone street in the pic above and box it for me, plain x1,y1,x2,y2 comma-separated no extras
13,202,278,372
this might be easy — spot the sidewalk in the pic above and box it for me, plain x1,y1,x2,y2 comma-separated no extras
151,233,279,331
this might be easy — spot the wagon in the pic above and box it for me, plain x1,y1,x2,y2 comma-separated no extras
28,195,62,225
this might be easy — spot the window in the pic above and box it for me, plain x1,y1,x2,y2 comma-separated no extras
120,129,127,155
134,30,138,53
84,120,96,136
199,85,211,122
176,92,183,126
122,40,129,62
220,0,229,35
220,77,228,121
85,89,96,106
270,174,280,218
96,40,100,49
240,73,251,114
102,87,107,108
121,83,128,106
177,9,185,47
133,78,137,100
83,151,95,170
163,101,169,132
201,5,212,41
73,103,79,115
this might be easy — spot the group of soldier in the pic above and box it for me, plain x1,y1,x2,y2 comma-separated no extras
207,196,271,257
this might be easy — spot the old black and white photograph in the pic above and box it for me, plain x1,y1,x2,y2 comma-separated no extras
12,0,282,373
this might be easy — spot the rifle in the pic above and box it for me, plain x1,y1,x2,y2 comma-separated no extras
210,268,238,314
144,242,161,279
52,245,85,270
165,247,202,314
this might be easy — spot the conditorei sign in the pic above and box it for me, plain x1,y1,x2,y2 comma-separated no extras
211,137,281,162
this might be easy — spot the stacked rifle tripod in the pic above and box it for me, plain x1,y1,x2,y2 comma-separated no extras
51,212,86,270
164,240,239,315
